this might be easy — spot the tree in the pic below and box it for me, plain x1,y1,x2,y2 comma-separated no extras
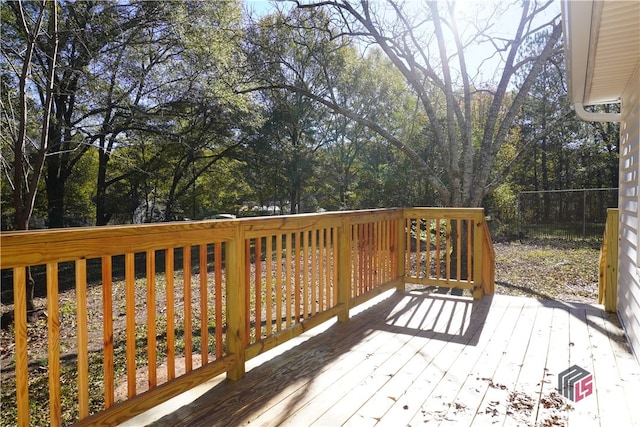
1,0,59,312
484,30,619,232
243,1,563,208
85,0,248,224
1,0,57,231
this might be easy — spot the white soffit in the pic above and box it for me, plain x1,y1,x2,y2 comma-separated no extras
586,1,640,104
563,0,640,106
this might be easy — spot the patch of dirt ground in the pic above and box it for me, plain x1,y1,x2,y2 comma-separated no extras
493,240,600,303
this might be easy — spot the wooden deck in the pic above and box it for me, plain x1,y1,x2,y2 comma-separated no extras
122,291,640,427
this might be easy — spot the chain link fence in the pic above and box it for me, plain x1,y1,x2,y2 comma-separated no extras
514,188,618,241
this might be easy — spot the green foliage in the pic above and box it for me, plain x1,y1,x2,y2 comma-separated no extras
1,0,614,230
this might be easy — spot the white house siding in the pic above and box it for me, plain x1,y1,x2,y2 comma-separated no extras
618,64,640,364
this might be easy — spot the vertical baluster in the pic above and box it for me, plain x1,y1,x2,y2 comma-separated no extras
47,263,61,426
416,218,422,279
201,244,209,364
285,233,292,325
456,220,462,285
147,250,157,386
265,237,273,336
425,218,431,279
332,227,338,306
318,229,325,311
379,220,385,284
215,242,223,358
396,217,406,289
275,234,283,330
446,219,451,281
373,222,379,287
13,267,29,426
358,224,364,295
378,222,384,284
101,256,114,408
362,224,371,293
245,240,251,343
368,223,374,291
325,228,332,306
391,219,398,279
255,238,263,339
183,246,192,372
352,224,358,298
435,219,442,279
406,218,411,275
125,253,136,398
76,259,89,419
294,232,300,322
166,249,176,380
302,231,308,319
311,230,317,315
385,220,391,282
467,219,473,282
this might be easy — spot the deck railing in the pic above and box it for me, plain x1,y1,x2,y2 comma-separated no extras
404,208,494,297
599,208,619,312
0,207,494,426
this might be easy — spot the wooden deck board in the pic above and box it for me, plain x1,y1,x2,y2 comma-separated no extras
567,304,600,426
586,310,635,427
348,297,477,426
137,292,640,427
406,296,521,425
535,305,571,426
597,310,640,427
460,300,538,426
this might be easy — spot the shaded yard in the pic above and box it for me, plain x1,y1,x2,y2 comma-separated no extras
494,240,600,303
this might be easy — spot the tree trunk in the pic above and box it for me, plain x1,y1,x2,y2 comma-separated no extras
46,153,66,228
96,142,111,226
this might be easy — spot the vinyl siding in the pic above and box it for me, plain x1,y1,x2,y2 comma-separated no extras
618,64,640,365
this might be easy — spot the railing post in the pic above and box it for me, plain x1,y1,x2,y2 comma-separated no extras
473,211,484,299
396,211,406,291
604,208,619,312
337,217,352,322
226,224,247,380
13,267,29,427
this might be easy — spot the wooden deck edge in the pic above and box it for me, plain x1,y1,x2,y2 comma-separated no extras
74,355,237,427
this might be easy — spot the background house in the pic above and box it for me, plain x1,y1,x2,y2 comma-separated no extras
562,0,640,364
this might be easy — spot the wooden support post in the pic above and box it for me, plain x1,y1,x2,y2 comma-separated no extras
396,212,406,291
473,212,484,299
226,225,247,380
13,267,29,427
337,218,352,322
604,209,619,313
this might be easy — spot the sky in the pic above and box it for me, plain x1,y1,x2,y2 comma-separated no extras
241,0,562,85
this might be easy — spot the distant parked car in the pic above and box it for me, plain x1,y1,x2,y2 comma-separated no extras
213,213,236,220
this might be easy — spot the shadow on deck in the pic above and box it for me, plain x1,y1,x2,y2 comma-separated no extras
123,291,639,427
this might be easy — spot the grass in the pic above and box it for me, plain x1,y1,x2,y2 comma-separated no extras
494,239,600,302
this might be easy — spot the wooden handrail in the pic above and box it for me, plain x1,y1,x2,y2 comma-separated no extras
0,207,493,426
599,208,619,312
